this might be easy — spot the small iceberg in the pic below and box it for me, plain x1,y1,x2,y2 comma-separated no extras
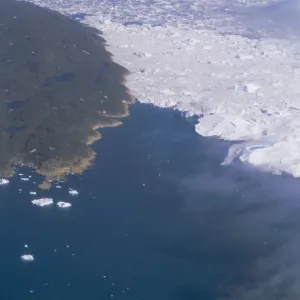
57,201,72,208
31,198,53,207
0,179,9,185
29,191,37,195
21,177,30,181
21,254,34,262
69,189,78,196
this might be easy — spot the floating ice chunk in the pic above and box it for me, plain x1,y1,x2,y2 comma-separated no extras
29,191,36,195
21,177,30,181
222,140,271,166
0,179,9,185
56,185,62,189
21,254,34,262
68,189,78,196
57,201,72,208
31,198,53,207
24,244,28,248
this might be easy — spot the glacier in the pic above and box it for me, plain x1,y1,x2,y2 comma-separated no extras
23,0,300,177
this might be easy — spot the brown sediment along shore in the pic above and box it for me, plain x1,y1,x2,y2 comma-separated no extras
0,0,135,179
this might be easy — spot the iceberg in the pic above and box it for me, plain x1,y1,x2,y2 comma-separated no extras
21,254,34,262
68,189,79,196
31,198,53,207
57,201,72,208
0,179,9,185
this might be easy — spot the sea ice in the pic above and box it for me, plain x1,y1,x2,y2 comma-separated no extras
31,198,53,207
0,179,9,185
29,191,37,195
57,201,72,208
89,22,300,177
21,254,34,262
69,189,79,196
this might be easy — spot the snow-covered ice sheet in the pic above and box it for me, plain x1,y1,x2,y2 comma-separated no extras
24,0,300,177
88,22,300,177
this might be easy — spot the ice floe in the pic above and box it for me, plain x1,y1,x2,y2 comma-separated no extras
29,191,37,195
57,201,72,208
21,254,34,262
31,198,53,207
0,179,9,185
69,189,78,196
21,177,30,181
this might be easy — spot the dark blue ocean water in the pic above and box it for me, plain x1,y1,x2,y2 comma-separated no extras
0,103,298,300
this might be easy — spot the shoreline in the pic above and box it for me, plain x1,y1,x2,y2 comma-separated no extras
0,0,136,185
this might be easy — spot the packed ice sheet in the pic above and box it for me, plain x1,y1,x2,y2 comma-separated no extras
25,0,282,32
25,0,300,177
86,22,300,177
